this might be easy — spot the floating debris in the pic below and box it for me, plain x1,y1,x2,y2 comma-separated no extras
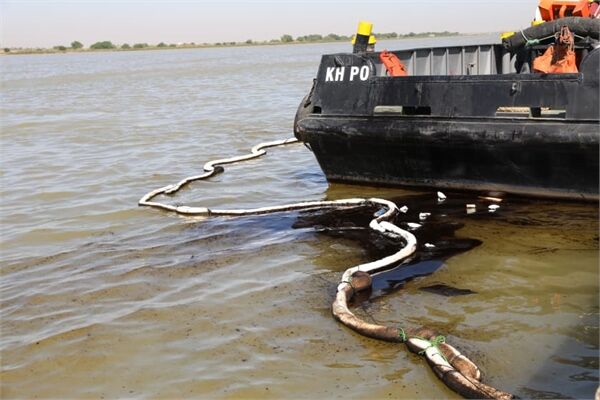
399,205,409,213
406,222,422,230
479,196,503,202
466,204,476,214
424,243,436,248
489,204,500,212
437,191,447,202
419,212,431,220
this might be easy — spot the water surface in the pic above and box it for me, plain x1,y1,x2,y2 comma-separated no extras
1,37,598,399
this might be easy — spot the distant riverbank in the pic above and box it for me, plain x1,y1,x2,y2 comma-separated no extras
2,31,461,55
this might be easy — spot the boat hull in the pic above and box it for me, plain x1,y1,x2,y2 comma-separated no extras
296,115,599,200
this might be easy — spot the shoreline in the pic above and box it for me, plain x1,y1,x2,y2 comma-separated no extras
1,32,465,56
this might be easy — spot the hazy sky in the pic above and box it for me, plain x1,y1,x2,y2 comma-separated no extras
1,0,540,48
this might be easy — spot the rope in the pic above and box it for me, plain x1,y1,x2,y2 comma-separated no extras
414,335,450,365
519,30,557,47
416,335,446,355
397,327,407,342
521,30,541,46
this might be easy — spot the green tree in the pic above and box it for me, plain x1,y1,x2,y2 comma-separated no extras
296,34,323,42
280,34,293,43
245,39,253,44
4,48,10,53
157,42,167,47
90,41,115,49
121,43,131,49
53,45,67,51
133,43,148,48
71,41,83,49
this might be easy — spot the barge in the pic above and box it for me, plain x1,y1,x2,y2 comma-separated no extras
294,7,600,200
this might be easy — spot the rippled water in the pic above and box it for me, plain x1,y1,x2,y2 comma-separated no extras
1,37,598,399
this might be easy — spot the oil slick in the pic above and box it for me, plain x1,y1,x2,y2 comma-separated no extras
420,284,477,297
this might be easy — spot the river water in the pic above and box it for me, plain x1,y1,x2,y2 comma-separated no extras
1,37,598,399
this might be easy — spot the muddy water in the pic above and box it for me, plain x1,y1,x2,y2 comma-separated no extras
1,37,598,399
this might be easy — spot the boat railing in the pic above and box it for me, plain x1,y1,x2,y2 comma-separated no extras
372,44,515,77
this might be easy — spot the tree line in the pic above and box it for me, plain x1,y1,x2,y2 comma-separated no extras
279,31,459,43
3,31,460,54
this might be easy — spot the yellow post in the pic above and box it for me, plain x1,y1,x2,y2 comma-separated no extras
357,21,373,36
353,20,373,53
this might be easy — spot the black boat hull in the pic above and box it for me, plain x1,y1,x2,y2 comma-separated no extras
296,115,599,200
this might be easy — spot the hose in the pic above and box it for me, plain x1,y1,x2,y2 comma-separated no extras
503,17,600,50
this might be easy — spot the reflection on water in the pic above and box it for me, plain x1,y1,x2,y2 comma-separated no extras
1,39,598,399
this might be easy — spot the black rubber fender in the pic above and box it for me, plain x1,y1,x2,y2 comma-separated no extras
503,17,600,50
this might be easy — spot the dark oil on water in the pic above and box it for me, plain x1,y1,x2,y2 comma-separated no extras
293,189,598,399
295,192,498,295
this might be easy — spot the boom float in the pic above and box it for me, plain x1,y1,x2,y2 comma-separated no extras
140,139,513,398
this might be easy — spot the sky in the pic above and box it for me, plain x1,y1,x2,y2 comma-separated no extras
1,0,541,48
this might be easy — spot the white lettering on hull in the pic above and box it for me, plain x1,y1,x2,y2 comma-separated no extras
325,67,335,82
325,66,370,82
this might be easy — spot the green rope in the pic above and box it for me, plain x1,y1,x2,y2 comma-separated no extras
520,30,539,46
427,335,446,350
409,335,449,364
397,327,407,342
520,30,559,47
415,335,446,354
